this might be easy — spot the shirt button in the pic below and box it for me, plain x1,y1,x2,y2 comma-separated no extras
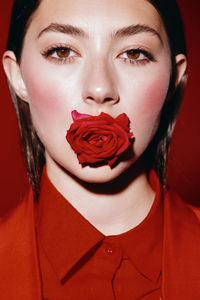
104,244,114,255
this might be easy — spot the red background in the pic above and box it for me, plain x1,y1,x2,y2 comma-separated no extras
0,0,200,205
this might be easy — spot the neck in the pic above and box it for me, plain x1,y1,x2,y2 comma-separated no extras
46,159,155,236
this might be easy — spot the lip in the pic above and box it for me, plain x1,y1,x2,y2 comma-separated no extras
71,110,120,121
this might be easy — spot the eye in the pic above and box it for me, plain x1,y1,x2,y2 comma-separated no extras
41,45,78,63
119,48,154,65
53,48,72,58
126,50,141,60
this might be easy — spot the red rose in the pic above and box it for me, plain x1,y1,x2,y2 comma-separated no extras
66,110,133,167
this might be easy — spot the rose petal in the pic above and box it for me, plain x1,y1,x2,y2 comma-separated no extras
115,113,131,131
71,110,91,121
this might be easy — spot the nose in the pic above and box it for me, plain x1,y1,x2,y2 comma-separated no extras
82,59,119,105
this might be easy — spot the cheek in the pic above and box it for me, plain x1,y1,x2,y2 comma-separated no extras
29,81,66,137
20,47,81,130
135,75,169,120
21,65,75,140
29,80,60,113
123,65,171,146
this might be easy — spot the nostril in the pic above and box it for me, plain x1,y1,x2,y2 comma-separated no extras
104,96,120,103
84,95,120,104
87,96,94,101
104,97,114,102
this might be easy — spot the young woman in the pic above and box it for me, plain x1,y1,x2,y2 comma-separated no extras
1,0,200,299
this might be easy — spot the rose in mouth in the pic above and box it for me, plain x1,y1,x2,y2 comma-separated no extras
66,110,134,167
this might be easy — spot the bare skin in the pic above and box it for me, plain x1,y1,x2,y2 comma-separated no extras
3,0,187,235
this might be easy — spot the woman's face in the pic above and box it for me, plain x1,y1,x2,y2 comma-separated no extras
18,0,172,182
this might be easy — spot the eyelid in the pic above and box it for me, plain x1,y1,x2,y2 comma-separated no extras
41,43,80,59
118,48,154,60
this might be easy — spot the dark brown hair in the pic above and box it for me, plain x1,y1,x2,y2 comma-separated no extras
6,0,187,200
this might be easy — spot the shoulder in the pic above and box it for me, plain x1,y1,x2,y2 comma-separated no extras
163,187,200,264
0,189,41,299
163,187,200,226
163,187,200,277
0,189,35,247
162,188,200,298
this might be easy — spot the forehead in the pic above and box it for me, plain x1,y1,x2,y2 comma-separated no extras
27,0,166,39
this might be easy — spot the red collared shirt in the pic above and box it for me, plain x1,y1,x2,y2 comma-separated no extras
35,170,163,300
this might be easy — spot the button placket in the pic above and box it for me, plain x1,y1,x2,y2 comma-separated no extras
102,237,122,263
104,243,115,255
91,238,123,275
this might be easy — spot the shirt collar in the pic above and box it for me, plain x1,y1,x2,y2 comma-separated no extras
36,167,104,281
36,168,163,282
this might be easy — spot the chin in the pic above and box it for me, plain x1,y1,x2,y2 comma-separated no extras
46,146,137,184
66,158,136,184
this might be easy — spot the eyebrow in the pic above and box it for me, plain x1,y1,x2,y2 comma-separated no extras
37,22,162,44
37,23,87,38
114,24,163,44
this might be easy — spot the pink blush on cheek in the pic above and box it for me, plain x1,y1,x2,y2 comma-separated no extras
131,77,170,141
137,77,169,117
21,55,69,116
24,76,71,138
28,81,63,112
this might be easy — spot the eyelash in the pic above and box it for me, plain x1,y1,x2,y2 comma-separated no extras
119,48,154,65
41,44,78,64
41,44,154,66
